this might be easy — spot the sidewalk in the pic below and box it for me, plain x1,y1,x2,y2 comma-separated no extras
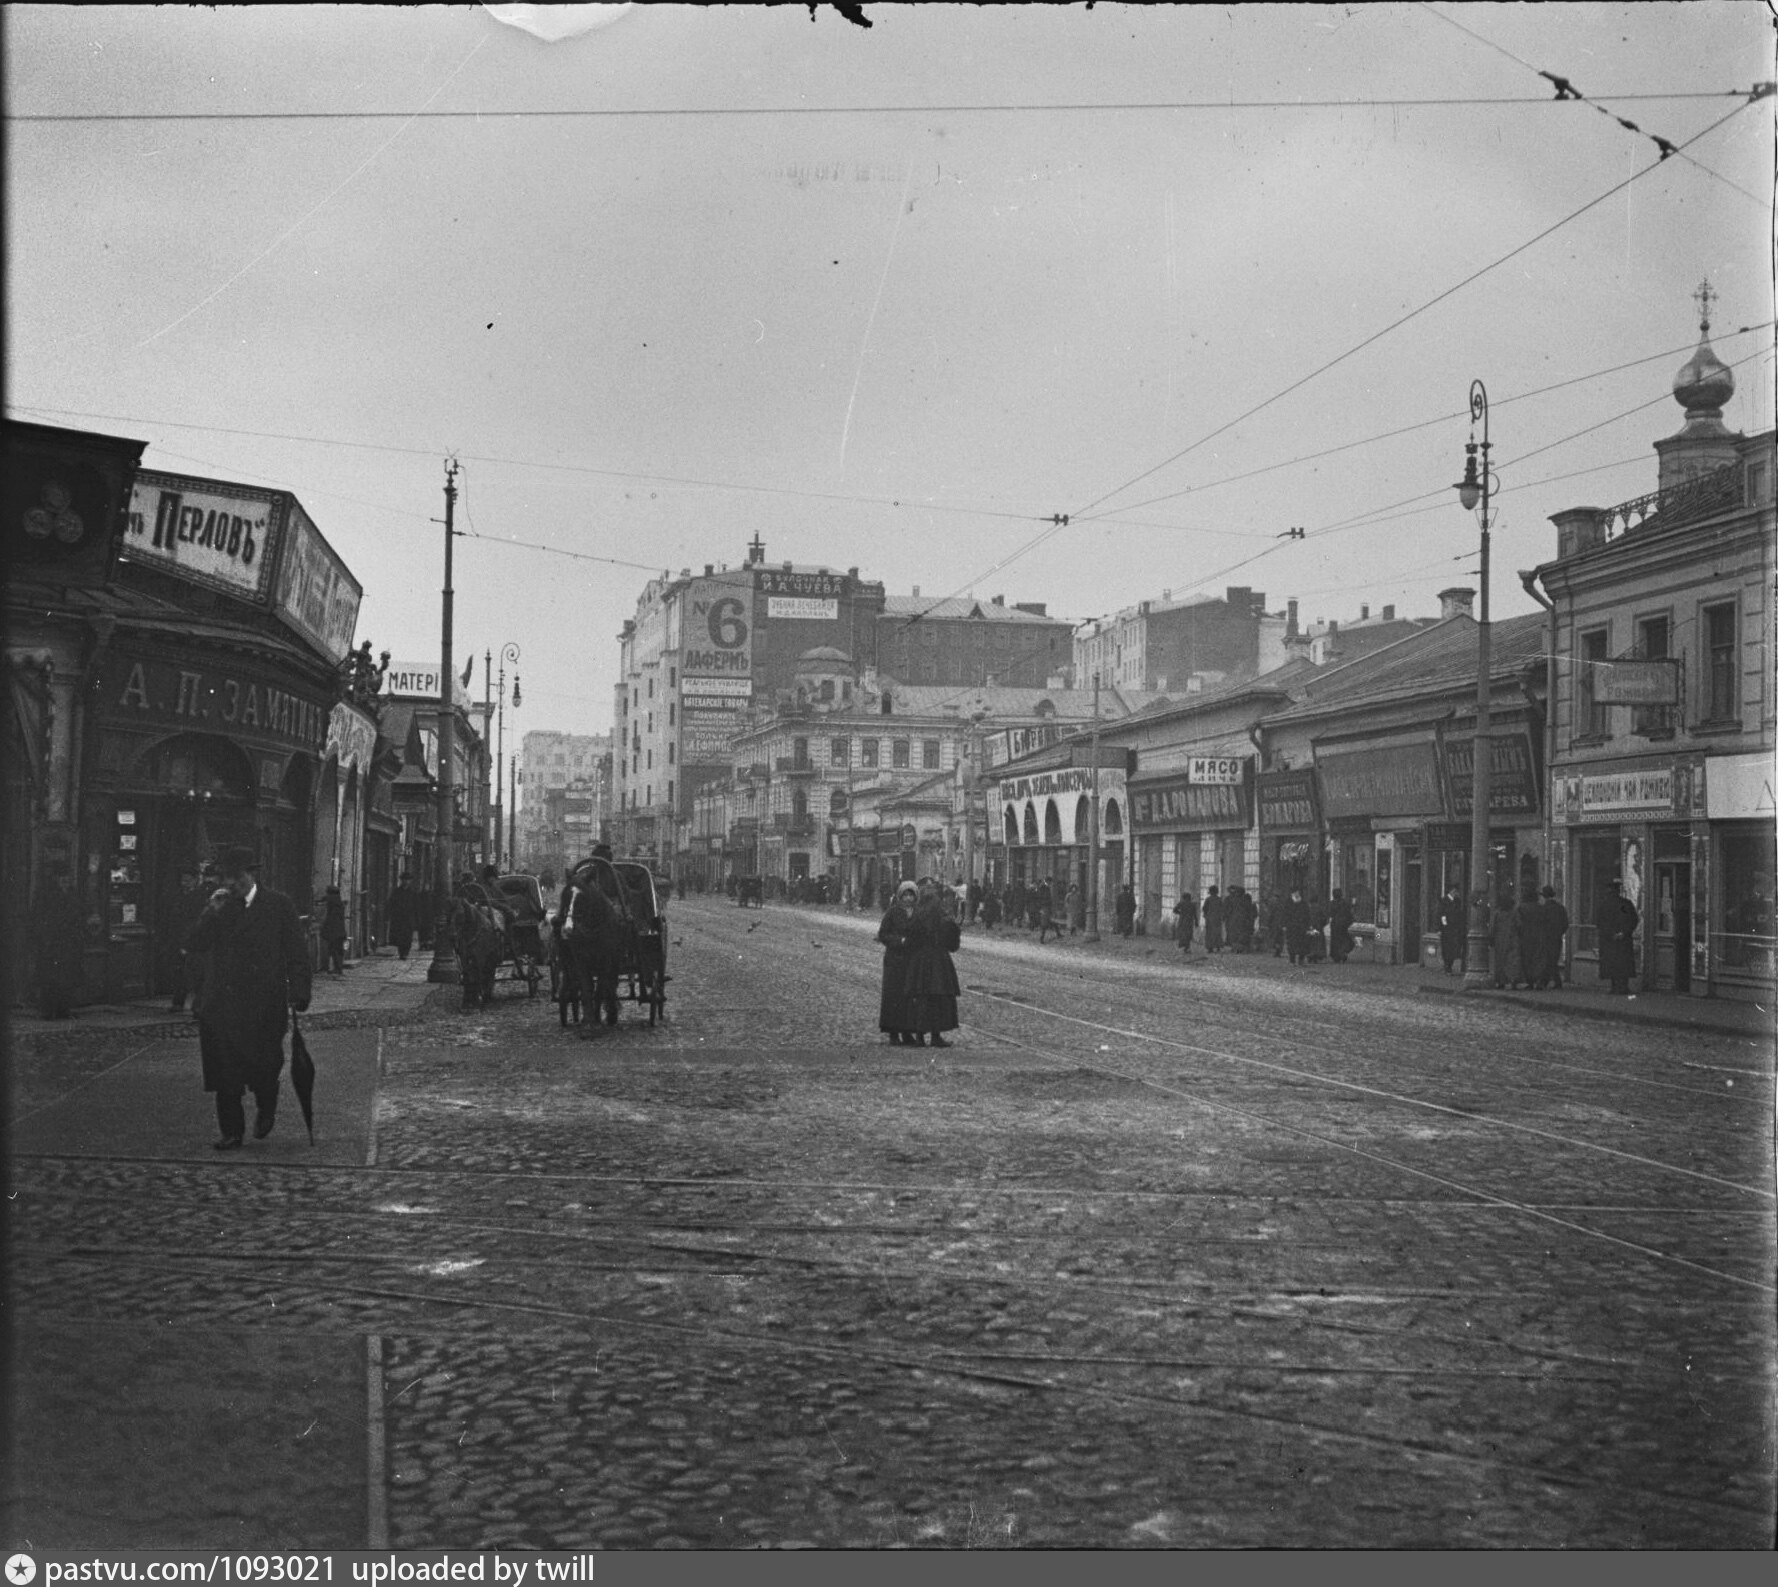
775,897,1774,1046
8,946,441,1046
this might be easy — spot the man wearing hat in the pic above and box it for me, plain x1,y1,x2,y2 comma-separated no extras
1596,878,1639,995
1532,885,1571,990
186,845,312,1149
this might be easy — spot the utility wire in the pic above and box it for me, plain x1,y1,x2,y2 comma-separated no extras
5,92,1753,124
1062,94,1760,529
1420,4,1771,206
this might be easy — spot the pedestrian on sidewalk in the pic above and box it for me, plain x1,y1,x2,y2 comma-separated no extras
1597,878,1639,995
877,880,919,1046
387,872,418,961
1115,882,1137,938
1514,890,1545,990
1037,883,1062,944
1490,889,1524,989
903,877,961,1049
1172,891,1198,957
33,868,87,1019
1533,886,1570,989
320,884,347,974
979,885,1001,931
1437,885,1466,975
1260,891,1283,957
186,846,311,1150
1328,889,1355,964
1281,887,1313,965
1202,887,1225,954
1066,882,1084,935
164,867,206,1010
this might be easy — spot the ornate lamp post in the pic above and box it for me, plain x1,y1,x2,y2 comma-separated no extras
493,643,520,869
426,460,460,984
1453,381,1496,989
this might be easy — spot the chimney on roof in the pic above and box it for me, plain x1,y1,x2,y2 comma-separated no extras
1328,619,1338,635
1382,604,1395,620
704,564,714,576
1253,591,1266,615
1286,598,1299,638
782,560,792,572
912,586,920,598
1438,586,1477,620
848,566,859,579
1014,602,1047,616
1360,604,1369,620
1226,586,1251,610
992,594,1005,606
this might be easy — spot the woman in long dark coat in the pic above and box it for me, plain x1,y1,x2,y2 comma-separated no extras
1327,889,1355,964
877,880,919,1045
1202,887,1225,953
1172,891,1198,956
1437,886,1466,974
903,881,961,1048
1490,891,1524,988
1597,880,1639,993
387,874,418,960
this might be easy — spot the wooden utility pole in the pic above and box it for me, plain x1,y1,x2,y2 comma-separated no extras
1085,671,1103,941
426,459,459,983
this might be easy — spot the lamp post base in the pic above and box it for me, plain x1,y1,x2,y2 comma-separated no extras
1460,922,1493,991
425,907,459,984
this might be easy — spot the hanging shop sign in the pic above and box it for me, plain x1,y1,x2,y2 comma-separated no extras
271,497,361,665
1128,772,1251,832
1443,731,1541,819
5,420,146,589
383,660,475,710
1256,769,1319,832
98,648,328,755
123,469,279,602
682,576,755,679
326,701,378,771
988,724,1067,766
1595,658,1680,706
1316,743,1443,819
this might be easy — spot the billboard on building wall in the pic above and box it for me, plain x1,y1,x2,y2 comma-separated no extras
272,497,361,664
682,576,754,681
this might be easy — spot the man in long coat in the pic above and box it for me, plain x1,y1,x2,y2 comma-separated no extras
1437,885,1466,975
1202,887,1226,953
186,845,311,1149
1596,879,1639,994
387,872,418,960
1534,886,1571,989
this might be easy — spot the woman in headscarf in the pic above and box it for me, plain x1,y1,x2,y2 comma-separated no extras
877,879,920,1045
903,877,961,1049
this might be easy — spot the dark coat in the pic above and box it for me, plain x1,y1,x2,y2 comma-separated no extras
1202,894,1226,951
1513,899,1546,983
1280,896,1313,958
320,892,347,946
187,885,311,1091
387,883,418,946
1490,902,1524,986
1172,895,1198,947
1437,893,1466,959
902,898,961,1034
1535,899,1570,982
1328,896,1355,960
1597,894,1639,984
877,900,917,1033
1230,891,1257,949
1115,887,1137,932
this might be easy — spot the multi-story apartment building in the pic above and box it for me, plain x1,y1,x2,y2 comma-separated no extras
871,592,1074,689
610,537,889,863
1534,292,1775,1001
516,729,608,873
1073,585,1288,695
685,646,1136,896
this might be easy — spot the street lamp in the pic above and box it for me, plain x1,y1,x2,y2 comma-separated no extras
492,643,520,869
1452,380,1496,990
426,460,460,985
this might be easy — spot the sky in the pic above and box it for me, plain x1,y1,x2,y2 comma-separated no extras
7,3,1774,743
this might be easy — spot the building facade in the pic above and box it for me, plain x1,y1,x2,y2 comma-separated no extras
1535,302,1775,1000
873,592,1074,689
1074,585,1287,695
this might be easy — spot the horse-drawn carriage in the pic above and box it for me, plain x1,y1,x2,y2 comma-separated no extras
550,855,669,1031
447,873,546,1007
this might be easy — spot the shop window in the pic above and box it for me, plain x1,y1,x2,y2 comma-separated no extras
1577,628,1610,739
861,738,879,768
1718,828,1776,971
1341,837,1376,924
892,739,910,768
1704,601,1738,723
1573,830,1620,954
922,739,940,769
1633,614,1673,736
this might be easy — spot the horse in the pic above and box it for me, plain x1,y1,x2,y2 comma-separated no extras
563,870,627,1033
450,893,505,1008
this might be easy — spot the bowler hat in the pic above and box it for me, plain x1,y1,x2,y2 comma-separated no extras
222,845,260,874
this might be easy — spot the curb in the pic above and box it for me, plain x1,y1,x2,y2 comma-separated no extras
1414,980,1767,1042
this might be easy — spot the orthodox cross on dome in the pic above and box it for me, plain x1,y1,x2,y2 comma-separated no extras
747,532,766,565
1693,277,1718,334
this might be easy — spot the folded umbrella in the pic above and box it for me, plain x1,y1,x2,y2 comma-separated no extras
289,1010,316,1144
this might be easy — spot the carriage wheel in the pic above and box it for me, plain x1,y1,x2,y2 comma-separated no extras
646,966,666,1025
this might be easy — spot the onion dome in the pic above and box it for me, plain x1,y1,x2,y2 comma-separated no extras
1673,279,1734,418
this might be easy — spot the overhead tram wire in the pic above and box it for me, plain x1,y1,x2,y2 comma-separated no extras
1060,93,1763,531
6,91,1752,124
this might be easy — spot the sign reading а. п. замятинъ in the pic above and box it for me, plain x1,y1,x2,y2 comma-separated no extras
123,469,280,602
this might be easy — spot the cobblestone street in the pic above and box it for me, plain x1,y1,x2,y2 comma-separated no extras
7,895,1774,1549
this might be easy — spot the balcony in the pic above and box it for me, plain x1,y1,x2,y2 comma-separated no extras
1602,461,1743,543
785,814,815,837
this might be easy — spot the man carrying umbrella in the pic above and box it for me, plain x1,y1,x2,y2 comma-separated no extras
186,845,311,1150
